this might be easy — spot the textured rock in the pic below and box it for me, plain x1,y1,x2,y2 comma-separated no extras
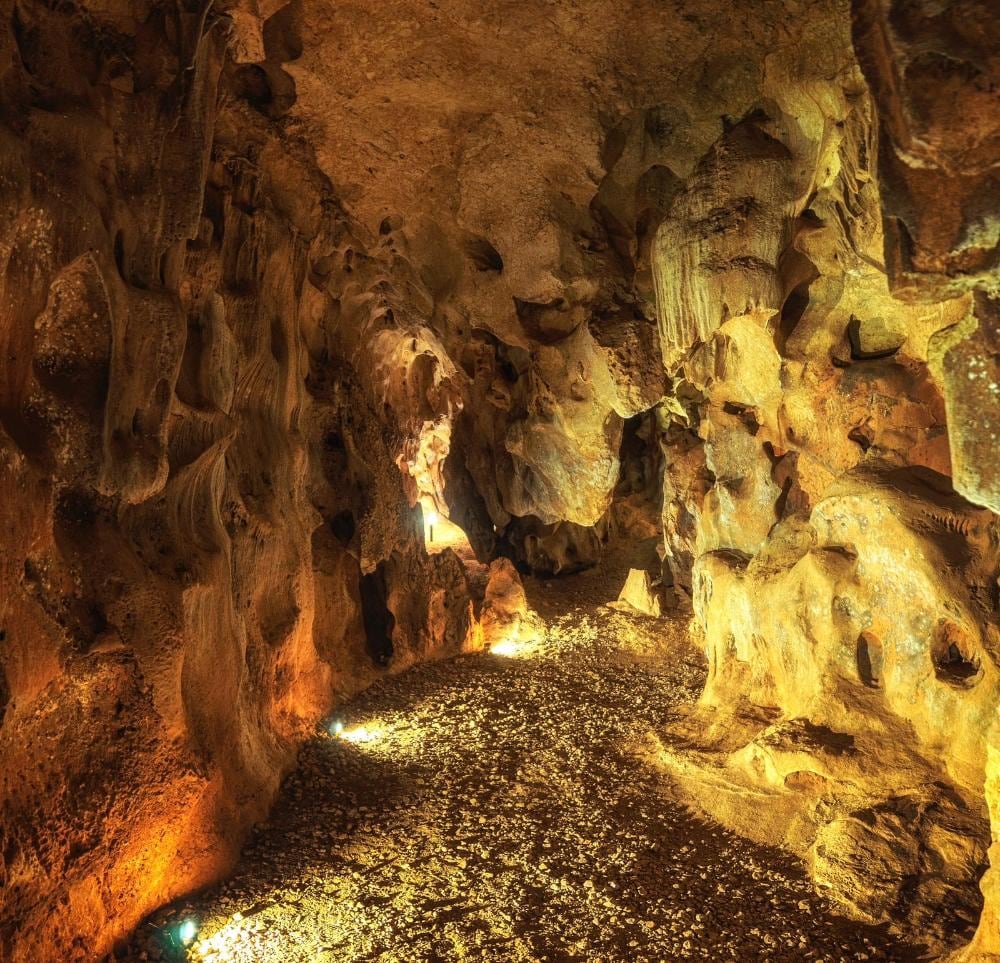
479,557,529,649
653,112,801,371
638,3,999,958
850,0,1000,295
850,4,1000,955
671,466,997,943
0,0,998,959
612,568,663,618
931,297,1000,516
846,313,906,359
0,3,476,959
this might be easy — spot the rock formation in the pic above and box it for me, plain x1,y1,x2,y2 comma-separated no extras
612,568,664,618
851,2,1000,954
649,2,1000,957
0,0,996,960
0,3,479,957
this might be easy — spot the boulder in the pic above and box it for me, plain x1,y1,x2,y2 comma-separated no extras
612,569,663,618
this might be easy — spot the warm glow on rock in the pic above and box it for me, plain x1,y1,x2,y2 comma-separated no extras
488,621,544,659
489,639,521,657
5,0,999,959
420,510,472,556
339,725,379,744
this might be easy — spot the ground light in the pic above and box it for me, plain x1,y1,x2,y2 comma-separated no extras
339,725,379,743
154,916,199,959
489,623,544,658
489,639,521,657
328,718,384,743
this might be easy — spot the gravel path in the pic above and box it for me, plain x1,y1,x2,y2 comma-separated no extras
134,578,919,963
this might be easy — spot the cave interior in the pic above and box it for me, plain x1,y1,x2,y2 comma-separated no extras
0,0,998,960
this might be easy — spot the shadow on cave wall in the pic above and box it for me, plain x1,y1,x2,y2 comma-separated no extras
359,563,395,666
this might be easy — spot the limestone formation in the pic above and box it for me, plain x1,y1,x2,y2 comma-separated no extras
0,0,997,960
0,3,477,957
612,568,664,618
668,466,997,939
478,557,529,650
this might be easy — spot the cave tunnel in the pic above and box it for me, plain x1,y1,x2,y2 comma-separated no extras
1,0,999,961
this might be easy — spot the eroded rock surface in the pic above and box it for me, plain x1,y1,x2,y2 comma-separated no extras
0,0,997,960
0,3,479,958
644,2,1000,958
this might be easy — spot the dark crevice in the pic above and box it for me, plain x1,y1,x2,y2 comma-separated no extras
360,565,395,666
464,235,504,272
857,631,883,688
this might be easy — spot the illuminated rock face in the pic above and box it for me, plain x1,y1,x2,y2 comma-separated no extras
647,0,999,955
0,4,478,959
849,2,1000,956
0,0,997,960
851,0,1000,518
685,469,996,938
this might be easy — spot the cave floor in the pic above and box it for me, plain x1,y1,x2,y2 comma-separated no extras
135,572,919,963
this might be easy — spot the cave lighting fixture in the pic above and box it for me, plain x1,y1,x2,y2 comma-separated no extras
327,713,431,757
329,719,384,744
489,639,521,657
177,918,198,945
489,623,543,658
339,725,379,743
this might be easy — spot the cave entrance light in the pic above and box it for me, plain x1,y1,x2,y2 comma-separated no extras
399,412,475,559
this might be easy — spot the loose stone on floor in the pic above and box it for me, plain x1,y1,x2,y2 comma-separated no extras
132,579,918,962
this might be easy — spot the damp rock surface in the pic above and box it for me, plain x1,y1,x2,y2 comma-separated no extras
135,575,918,963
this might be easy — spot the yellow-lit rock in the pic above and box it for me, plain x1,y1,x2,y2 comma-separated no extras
0,0,997,959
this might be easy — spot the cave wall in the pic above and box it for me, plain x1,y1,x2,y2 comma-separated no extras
851,2,1000,955
648,0,1000,955
0,2,479,958
0,0,997,959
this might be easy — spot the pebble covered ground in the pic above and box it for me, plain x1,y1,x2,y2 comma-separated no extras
131,574,923,963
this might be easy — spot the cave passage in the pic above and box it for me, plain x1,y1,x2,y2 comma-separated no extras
135,571,916,963
2,0,997,958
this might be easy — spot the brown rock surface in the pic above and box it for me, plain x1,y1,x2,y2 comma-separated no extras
478,556,529,651
0,3,475,958
612,568,664,618
0,0,997,960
